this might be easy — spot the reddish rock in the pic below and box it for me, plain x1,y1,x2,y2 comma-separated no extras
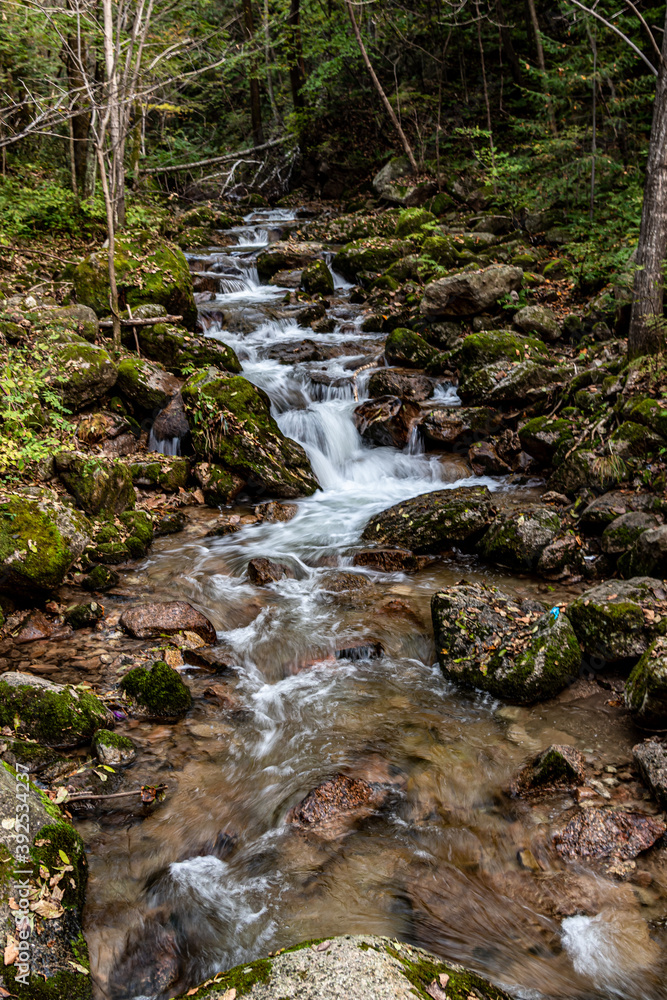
12,611,55,644
353,549,433,573
353,395,421,449
554,808,666,861
247,557,290,586
255,501,299,523
286,774,394,839
119,602,216,643
468,441,511,476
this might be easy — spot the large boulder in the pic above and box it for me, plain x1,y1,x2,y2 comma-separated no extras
48,331,117,411
519,415,575,465
0,760,92,998
618,524,667,578
476,506,561,571
567,577,667,662
0,491,91,595
453,331,548,374
73,235,197,329
137,323,241,377
32,302,99,341
181,369,319,498
432,582,580,703
384,328,442,369
625,638,667,727
421,265,523,318
513,304,560,341
256,241,323,282
353,396,420,448
333,238,412,281
373,155,442,206
633,739,667,807
459,360,573,408
55,453,135,516
421,406,502,450
86,509,153,564
0,672,112,747
361,486,494,553
578,491,666,532
367,368,435,401
301,259,334,295
116,357,181,413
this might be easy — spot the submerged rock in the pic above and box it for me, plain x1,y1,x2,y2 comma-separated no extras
247,557,290,586
510,744,586,797
0,672,112,747
567,577,667,662
432,582,580,703
353,549,432,573
554,808,666,861
633,739,667,808
625,637,667,727
361,486,493,553
120,660,192,720
119,601,216,643
286,774,396,839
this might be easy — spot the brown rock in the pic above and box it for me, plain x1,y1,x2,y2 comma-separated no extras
320,572,374,594
256,501,299,523
247,557,290,586
554,808,666,861
367,369,435,402
510,744,586,797
353,549,433,573
12,611,54,644
468,441,511,475
119,602,216,643
286,774,394,838
353,395,421,449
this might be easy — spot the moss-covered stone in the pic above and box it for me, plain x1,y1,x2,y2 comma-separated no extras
73,235,197,329
361,486,493,553
476,507,560,571
88,509,154,564
64,601,104,630
333,238,413,281
120,660,192,719
568,577,667,661
421,234,462,267
129,458,189,493
601,511,659,557
454,330,548,375
609,420,665,459
48,331,118,411
623,396,667,439
92,728,136,766
0,673,112,747
55,453,135,516
519,415,575,465
256,242,323,282
181,369,319,498
617,524,667,579
194,462,245,506
395,207,436,237
136,323,241,377
384,327,442,369
300,259,334,295
432,583,580,703
81,564,119,592
32,304,99,342
116,357,180,412
625,638,667,727
513,304,560,342
459,359,571,408
385,255,435,283
0,492,91,595
547,449,603,498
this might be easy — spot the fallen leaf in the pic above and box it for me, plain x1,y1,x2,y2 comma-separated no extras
4,933,18,965
426,979,448,1000
68,961,89,974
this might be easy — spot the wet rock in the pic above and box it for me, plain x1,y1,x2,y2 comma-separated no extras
476,506,560,571
193,462,245,507
633,739,667,807
268,268,303,288
247,557,290,586
87,509,153,564
182,645,238,674
119,601,217,643
0,490,92,595
286,774,395,838
513,304,560,341
301,258,334,295
510,744,586,796
554,808,666,861
255,501,299,523
92,728,137,766
601,511,660,556
137,323,241,377
175,935,514,1000
0,671,112,747
368,368,435,401
295,301,326,327
12,609,54,643
256,241,323,282
568,577,667,662
116,357,181,413
150,393,191,448
0,738,72,781
108,912,181,999
536,532,584,579
155,511,187,536
460,360,573,408
625,638,667,727
353,549,432,573
421,264,523,318
81,564,119,592
130,457,189,493
361,486,494,553
320,572,374,594
48,331,118,411
55,452,136,516
578,491,666,533
384,328,442,369
518,415,575,465
468,441,511,475
421,406,502,450
432,583,580,703
0,759,91,995
64,600,104,630
120,659,192,719
618,524,667,579
333,238,412,281
354,395,421,448
182,369,319,498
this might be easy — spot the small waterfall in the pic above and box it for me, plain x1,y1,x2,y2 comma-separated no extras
148,429,182,456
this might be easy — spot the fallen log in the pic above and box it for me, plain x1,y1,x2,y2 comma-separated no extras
98,315,182,328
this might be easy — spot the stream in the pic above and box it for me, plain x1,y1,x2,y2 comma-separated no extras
80,210,667,1000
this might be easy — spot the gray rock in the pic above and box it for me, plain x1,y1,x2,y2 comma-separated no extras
513,304,560,341
618,524,667,578
633,739,667,806
361,486,494,553
568,577,667,662
601,511,660,556
577,492,666,532
367,369,435,401
421,265,523,318
625,638,667,728
460,360,573,407
373,157,440,206
476,507,560,571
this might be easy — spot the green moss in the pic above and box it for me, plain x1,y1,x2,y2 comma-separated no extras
384,327,441,369
421,235,461,267
129,459,189,493
120,660,192,718
2,963,92,1000
300,259,334,295
137,323,241,376
395,208,436,237
0,681,110,748
116,357,174,412
179,957,272,998
455,331,548,373
92,729,134,752
382,943,512,1000
81,564,119,591
625,638,667,725
0,497,76,593
50,333,118,411
56,454,135,516
332,238,413,281
624,397,667,439
610,420,665,457
519,415,574,465
30,821,87,911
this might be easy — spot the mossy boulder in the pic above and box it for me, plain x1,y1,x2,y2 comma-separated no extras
625,638,667,728
333,238,413,281
55,453,135,516
476,507,560,571
384,328,442,369
623,397,667,439
136,323,241,377
361,486,494,553
92,728,136,766
519,415,575,465
194,462,245,506
0,761,92,999
618,524,667,579
119,660,192,720
421,265,523,318
568,577,667,662
609,420,665,460
547,449,603,498
129,457,189,493
173,935,513,1000
385,255,434,283
0,672,112,747
513,304,560,342
116,357,181,413
87,509,153,564
32,303,99,342
64,600,104,630
0,491,91,595
421,234,462,268
432,582,580,703
395,207,436,237
49,331,117,411
181,369,319,498
459,360,572,407
300,259,334,295
256,241,323,282
601,512,660,556
454,331,548,375
81,564,119,592
73,235,197,330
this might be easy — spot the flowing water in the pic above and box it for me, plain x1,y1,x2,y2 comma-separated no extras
82,211,667,1000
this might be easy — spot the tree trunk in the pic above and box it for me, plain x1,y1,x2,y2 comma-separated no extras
287,0,306,109
64,34,91,195
345,0,418,172
101,0,124,228
495,0,522,86
526,0,557,135
628,7,667,358
243,0,265,146
97,146,121,353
